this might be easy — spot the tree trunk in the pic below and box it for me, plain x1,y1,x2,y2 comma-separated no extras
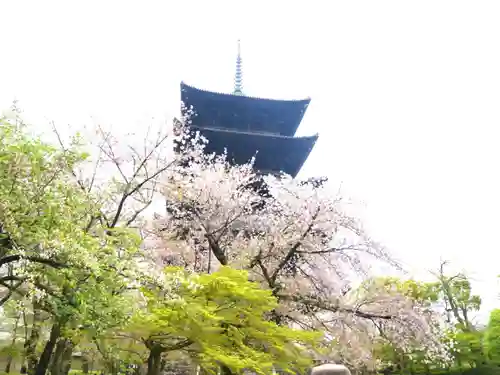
35,322,61,375
25,306,42,375
4,359,12,374
60,340,73,375
81,356,90,375
50,339,67,375
146,346,163,375
220,364,233,375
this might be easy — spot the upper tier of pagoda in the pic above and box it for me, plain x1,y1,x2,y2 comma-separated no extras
181,82,311,137
179,41,318,178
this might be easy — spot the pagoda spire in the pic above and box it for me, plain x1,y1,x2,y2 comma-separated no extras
233,39,244,95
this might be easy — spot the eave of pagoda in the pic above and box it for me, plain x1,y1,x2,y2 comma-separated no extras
181,82,311,137
192,125,306,139
192,126,318,178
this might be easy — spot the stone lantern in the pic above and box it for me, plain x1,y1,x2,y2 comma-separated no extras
310,363,351,375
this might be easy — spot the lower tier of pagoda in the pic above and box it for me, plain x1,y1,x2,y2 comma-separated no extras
191,126,318,178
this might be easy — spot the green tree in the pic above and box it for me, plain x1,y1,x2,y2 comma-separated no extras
0,113,94,305
448,329,485,370
127,266,322,375
0,111,107,375
432,262,484,370
0,108,172,375
434,261,481,332
484,309,500,365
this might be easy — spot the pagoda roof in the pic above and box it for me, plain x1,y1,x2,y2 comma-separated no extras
181,82,311,137
192,126,318,178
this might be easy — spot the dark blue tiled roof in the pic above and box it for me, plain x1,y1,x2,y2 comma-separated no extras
181,82,311,137
193,126,318,178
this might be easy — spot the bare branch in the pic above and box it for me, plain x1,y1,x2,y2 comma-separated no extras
270,206,321,284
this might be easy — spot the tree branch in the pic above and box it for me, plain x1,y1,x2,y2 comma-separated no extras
277,293,394,320
270,206,320,284
0,255,68,269
110,162,174,228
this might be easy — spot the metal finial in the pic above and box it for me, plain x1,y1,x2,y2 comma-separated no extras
234,39,243,95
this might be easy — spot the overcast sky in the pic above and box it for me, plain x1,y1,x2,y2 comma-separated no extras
1,1,500,320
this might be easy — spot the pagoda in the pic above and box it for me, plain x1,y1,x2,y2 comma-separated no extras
180,41,318,178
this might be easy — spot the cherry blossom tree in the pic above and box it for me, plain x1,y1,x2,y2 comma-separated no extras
155,122,451,370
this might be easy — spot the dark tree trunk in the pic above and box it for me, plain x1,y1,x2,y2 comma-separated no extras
146,347,163,375
50,339,67,375
220,364,233,375
25,306,42,375
81,356,90,375
49,339,73,375
60,340,73,375
4,360,12,374
35,322,61,375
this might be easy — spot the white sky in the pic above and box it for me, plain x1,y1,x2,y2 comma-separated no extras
1,1,500,321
